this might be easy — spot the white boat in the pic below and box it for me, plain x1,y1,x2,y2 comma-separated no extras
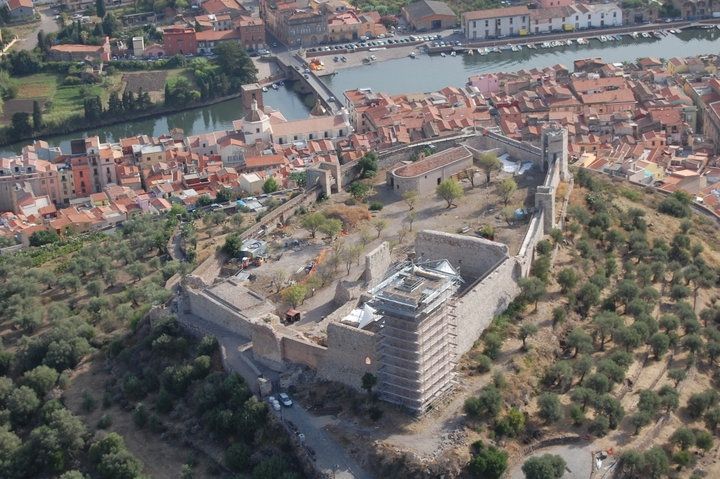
518,44,523,50
599,35,607,42
511,45,519,52
641,31,650,38
409,51,416,58
630,32,639,38
576,38,587,45
467,49,473,55
492,46,500,53
370,54,377,60
566,39,573,45
653,31,662,38
440,52,446,57
262,86,268,92
450,50,456,56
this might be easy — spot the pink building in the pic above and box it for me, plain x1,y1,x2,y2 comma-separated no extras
468,74,500,95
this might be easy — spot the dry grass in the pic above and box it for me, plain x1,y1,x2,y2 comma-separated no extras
323,204,372,229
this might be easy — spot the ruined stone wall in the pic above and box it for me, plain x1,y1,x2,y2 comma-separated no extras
318,322,378,391
185,287,255,338
282,337,327,369
363,241,391,287
414,230,509,279
453,257,521,356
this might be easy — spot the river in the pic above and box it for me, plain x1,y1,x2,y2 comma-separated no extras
2,27,718,157
323,27,720,95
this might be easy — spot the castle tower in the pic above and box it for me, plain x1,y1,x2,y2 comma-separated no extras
541,125,569,180
241,83,264,112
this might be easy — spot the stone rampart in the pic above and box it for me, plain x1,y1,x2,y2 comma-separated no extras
453,258,521,356
414,230,509,279
318,322,378,390
251,321,285,371
517,211,544,277
185,287,255,338
282,337,327,369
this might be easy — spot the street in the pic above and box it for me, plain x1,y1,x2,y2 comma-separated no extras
11,7,61,52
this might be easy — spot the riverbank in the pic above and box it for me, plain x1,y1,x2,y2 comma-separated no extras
313,17,720,75
0,91,248,148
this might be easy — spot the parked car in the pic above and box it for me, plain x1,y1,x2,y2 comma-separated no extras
279,393,293,407
267,396,281,411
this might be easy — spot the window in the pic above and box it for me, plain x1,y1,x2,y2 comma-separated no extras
256,128,260,133
437,177,441,185
510,17,513,24
485,20,489,26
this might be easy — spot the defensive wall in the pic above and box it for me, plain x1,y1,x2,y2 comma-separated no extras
415,230,510,279
317,322,378,388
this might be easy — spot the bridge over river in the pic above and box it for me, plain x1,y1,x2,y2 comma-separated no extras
274,51,344,115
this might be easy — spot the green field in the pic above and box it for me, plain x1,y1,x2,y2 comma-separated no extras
1,72,124,127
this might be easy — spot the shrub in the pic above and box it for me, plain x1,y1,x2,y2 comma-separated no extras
588,416,610,437
469,441,508,479
658,191,691,218
97,414,112,429
63,76,83,85
368,201,384,211
522,454,566,479
475,354,492,373
225,442,250,472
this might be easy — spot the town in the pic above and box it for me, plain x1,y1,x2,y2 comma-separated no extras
0,0,720,478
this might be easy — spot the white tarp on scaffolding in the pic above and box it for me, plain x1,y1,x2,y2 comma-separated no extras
341,303,379,329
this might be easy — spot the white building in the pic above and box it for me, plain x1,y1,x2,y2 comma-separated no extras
464,3,621,39
462,6,530,40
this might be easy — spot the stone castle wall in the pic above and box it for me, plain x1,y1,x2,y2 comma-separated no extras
414,230,509,279
318,322,378,390
185,287,255,338
282,336,326,370
363,241,392,287
452,258,521,356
